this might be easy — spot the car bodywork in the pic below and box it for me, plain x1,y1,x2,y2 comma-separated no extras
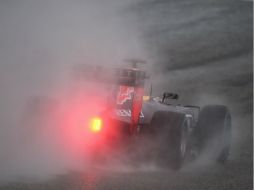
94,63,199,136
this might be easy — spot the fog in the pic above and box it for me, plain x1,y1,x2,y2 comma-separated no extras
0,0,149,182
0,0,252,184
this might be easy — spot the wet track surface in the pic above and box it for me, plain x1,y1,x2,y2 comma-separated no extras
0,160,252,190
0,0,253,189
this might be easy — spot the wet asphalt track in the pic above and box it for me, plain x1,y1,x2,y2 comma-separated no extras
0,0,253,189
0,160,252,190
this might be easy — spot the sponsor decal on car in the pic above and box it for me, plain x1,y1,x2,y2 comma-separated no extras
115,109,144,118
116,86,134,105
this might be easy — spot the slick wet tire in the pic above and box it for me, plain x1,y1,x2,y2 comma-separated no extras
150,111,189,170
196,105,231,163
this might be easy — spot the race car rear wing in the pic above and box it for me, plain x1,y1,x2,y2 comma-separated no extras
72,63,149,84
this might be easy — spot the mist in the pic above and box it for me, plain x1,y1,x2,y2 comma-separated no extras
0,0,148,182
0,0,252,184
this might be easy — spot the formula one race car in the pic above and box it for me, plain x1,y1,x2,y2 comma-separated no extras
74,60,231,170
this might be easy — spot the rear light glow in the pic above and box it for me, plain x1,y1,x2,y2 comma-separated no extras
89,117,103,133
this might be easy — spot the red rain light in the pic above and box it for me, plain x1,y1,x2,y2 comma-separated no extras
89,117,103,133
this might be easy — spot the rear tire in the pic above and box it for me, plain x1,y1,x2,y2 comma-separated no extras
150,111,189,170
195,105,231,163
